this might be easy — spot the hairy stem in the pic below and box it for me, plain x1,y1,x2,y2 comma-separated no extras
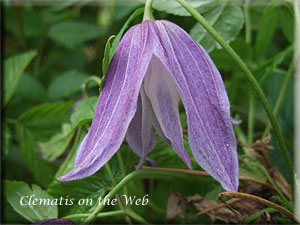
143,0,154,21
176,0,294,186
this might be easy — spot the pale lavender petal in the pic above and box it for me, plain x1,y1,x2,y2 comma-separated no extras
143,54,192,169
126,87,156,168
232,118,242,125
59,22,153,181
149,20,238,192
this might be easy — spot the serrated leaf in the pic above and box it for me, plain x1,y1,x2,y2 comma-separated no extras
255,0,281,58
48,176,108,216
39,123,75,161
4,180,58,223
149,0,213,16
48,21,103,49
15,73,47,101
17,101,73,186
48,70,90,100
4,51,37,105
70,96,98,128
190,2,244,53
102,35,115,76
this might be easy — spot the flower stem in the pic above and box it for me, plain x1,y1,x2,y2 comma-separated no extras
116,151,129,195
175,0,294,187
83,169,190,223
65,209,150,224
248,92,255,144
244,0,252,44
143,0,154,21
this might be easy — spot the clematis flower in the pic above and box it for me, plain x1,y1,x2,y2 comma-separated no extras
59,19,239,192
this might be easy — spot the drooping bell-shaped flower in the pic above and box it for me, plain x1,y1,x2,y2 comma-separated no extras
59,19,239,192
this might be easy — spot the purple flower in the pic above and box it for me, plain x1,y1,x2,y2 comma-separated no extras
59,20,239,192
33,218,75,225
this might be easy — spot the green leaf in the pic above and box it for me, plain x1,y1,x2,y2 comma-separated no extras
149,0,214,16
255,0,281,58
70,96,98,128
4,124,12,156
39,123,75,161
4,51,37,105
48,70,90,100
4,180,58,223
48,176,108,216
48,21,104,49
280,5,294,43
102,35,115,76
55,128,85,179
110,7,144,59
15,73,47,101
16,101,73,186
259,45,293,83
190,2,244,53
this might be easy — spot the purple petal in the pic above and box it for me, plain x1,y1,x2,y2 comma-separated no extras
149,20,238,192
144,54,192,169
33,218,75,225
126,87,156,168
59,23,153,181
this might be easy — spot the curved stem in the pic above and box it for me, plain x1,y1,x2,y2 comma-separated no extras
82,76,102,97
83,169,190,223
219,192,298,223
65,209,150,224
143,0,154,21
175,0,294,186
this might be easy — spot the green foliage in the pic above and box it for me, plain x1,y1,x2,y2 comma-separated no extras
4,51,37,105
150,0,213,16
255,0,281,58
48,70,90,100
70,96,98,128
190,1,244,53
39,123,75,161
4,180,58,223
48,176,108,216
48,20,104,49
15,73,47,101
3,0,296,224
16,101,73,186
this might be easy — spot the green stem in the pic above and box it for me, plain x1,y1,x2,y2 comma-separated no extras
175,0,294,186
143,0,154,21
83,169,190,223
83,76,102,97
262,58,295,138
65,209,150,224
244,207,278,223
258,165,293,211
248,92,255,144
105,163,117,186
244,0,252,44
116,151,129,195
